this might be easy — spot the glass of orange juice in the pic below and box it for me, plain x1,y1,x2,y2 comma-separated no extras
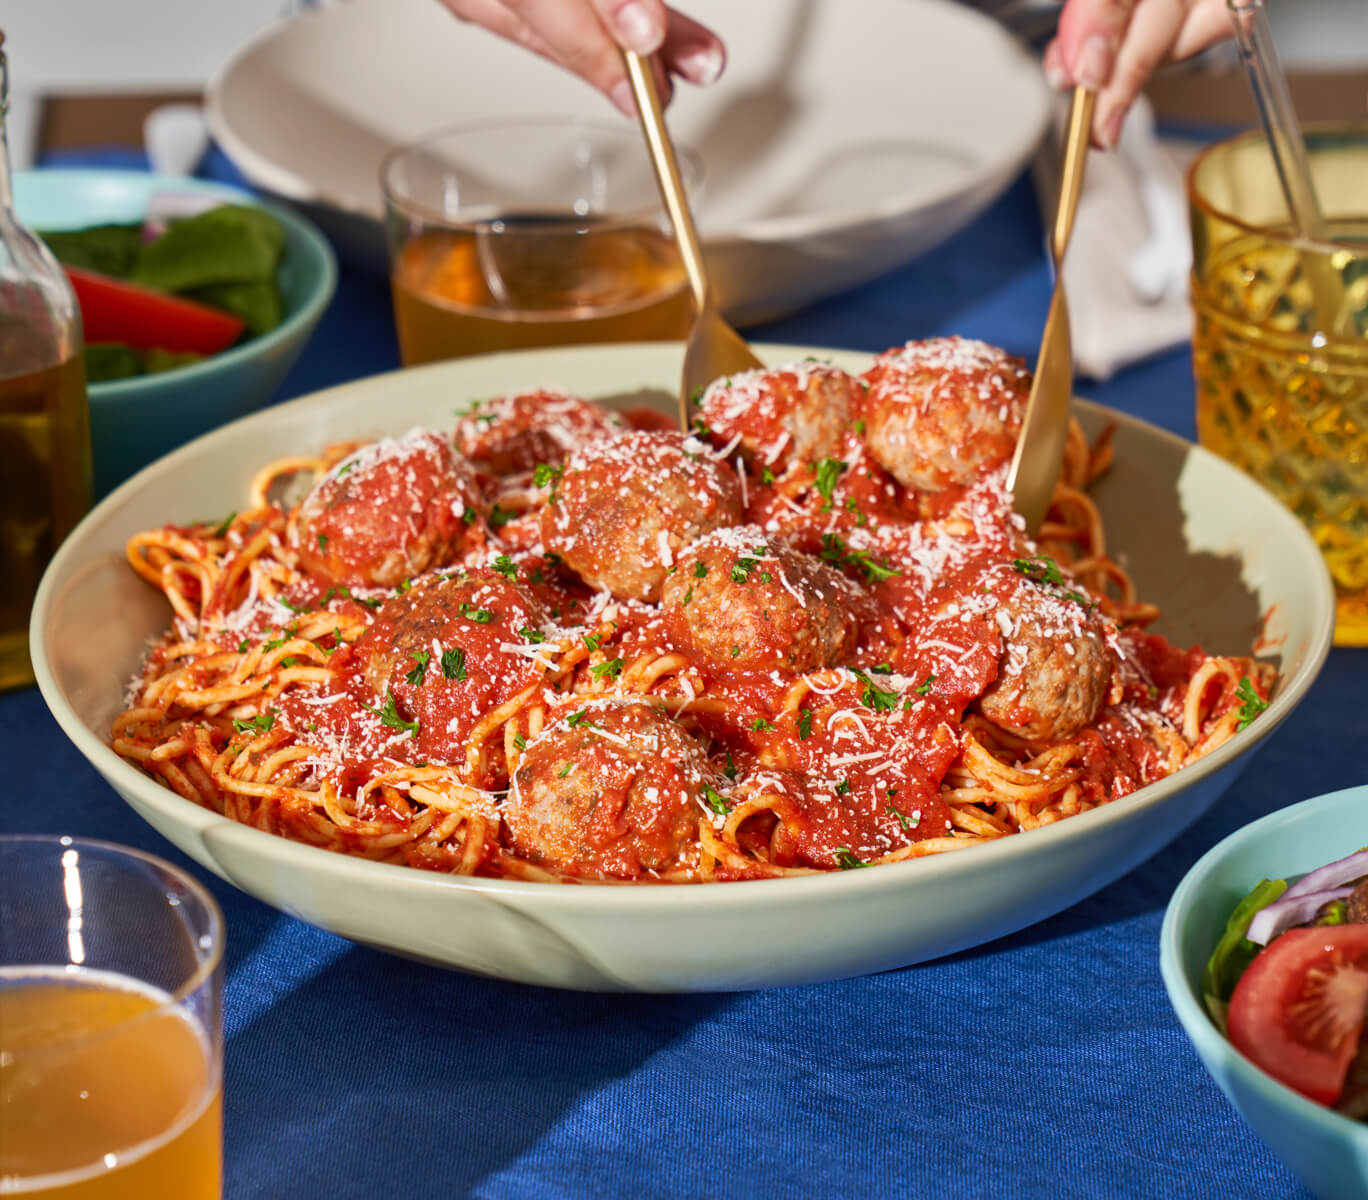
380,117,701,365
0,836,224,1198
1188,122,1368,646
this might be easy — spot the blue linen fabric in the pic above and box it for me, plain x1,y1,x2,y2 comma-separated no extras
6,148,1365,1199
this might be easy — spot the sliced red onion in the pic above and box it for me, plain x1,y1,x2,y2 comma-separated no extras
1247,885,1353,945
1282,848,1368,901
142,192,224,239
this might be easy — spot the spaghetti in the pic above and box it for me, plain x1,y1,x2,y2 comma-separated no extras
114,339,1275,883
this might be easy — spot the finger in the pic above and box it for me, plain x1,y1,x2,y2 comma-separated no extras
1171,0,1237,60
1055,0,1138,88
587,0,668,54
1041,38,1070,91
1093,0,1187,147
661,9,726,86
502,0,641,107
438,0,560,62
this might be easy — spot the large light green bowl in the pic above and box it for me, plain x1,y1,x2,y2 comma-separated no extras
31,343,1335,992
1161,785,1368,1200
14,168,337,497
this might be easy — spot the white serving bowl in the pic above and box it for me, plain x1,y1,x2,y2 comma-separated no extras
32,343,1334,992
205,0,1051,324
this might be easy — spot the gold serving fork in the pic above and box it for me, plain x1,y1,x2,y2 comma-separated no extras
622,50,765,431
1008,86,1095,534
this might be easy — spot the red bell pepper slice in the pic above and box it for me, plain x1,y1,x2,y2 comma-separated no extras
64,266,246,355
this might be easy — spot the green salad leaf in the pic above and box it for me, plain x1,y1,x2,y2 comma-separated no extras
129,205,285,292
39,223,142,277
1201,876,1288,1032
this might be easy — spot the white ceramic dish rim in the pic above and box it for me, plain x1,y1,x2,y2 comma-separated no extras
202,0,1050,243
32,343,1335,916
14,168,338,403
1160,783,1368,1145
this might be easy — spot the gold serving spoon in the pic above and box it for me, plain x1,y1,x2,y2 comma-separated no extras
622,50,764,430
1007,86,1095,534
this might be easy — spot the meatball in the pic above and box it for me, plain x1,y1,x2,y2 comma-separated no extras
860,337,1031,493
503,698,714,879
454,389,620,476
661,526,859,672
697,362,857,470
295,429,482,588
977,578,1116,744
541,430,743,602
353,568,549,764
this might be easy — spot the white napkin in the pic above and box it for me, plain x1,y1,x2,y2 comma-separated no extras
1038,96,1197,381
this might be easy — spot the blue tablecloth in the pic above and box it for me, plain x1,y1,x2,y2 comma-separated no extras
9,149,1366,1199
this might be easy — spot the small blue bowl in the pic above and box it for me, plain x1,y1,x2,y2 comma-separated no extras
14,168,337,497
1161,785,1368,1199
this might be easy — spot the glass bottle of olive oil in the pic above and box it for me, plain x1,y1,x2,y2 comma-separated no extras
0,32,92,690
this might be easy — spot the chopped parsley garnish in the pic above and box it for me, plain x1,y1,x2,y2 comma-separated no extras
760,466,776,485
844,497,868,526
590,657,624,680
689,385,705,407
280,656,299,668
723,751,738,781
1234,675,1269,730
852,419,866,435
520,626,547,644
237,638,251,653
833,847,867,870
263,623,298,652
730,550,767,584
232,710,276,735
582,633,600,651
870,663,892,675
694,561,708,579
462,506,479,526
731,645,741,658
565,708,594,728
797,709,812,740
492,555,518,580
405,650,430,686
320,629,344,655
513,732,528,750
440,646,467,682
533,462,563,491
834,779,851,796
692,418,712,438
316,533,328,550
557,762,573,778
459,602,495,623
914,674,935,696
812,458,847,510
336,461,355,477
487,504,514,529
750,718,774,732
364,689,419,737
396,578,413,595
855,671,899,712
278,595,310,614
886,802,917,831
702,785,731,815
681,587,693,606
211,511,237,538
1012,556,1096,609
819,533,901,585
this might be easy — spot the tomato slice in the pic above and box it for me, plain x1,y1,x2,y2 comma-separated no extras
1227,925,1368,1106
64,267,246,355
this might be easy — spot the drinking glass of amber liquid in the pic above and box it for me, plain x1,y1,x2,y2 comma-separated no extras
1189,122,1368,645
0,836,224,1198
381,117,699,365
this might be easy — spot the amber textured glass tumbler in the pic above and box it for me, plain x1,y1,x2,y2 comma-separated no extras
1189,124,1368,645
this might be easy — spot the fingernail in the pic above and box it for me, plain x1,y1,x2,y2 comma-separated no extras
613,2,664,55
1098,105,1126,151
676,43,724,86
610,79,636,116
1076,35,1114,91
1044,60,1069,91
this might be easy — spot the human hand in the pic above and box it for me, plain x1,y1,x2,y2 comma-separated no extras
436,1,726,116
1044,0,1234,149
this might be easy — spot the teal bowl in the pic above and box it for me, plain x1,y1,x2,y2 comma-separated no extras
14,168,337,497
1161,785,1368,1199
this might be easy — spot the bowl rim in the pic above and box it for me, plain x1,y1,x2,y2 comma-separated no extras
202,0,1050,242
14,167,339,402
1159,782,1368,1142
31,341,1337,914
